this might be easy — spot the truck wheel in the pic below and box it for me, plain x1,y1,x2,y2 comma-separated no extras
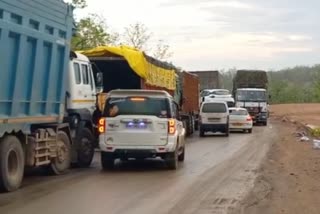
0,136,24,192
194,120,199,131
166,149,178,170
50,131,71,175
101,152,114,170
75,128,95,168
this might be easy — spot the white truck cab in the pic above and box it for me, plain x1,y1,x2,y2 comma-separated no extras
98,89,186,170
62,52,102,167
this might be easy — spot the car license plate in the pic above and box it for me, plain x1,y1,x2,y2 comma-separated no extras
232,123,243,126
126,122,147,129
209,118,220,122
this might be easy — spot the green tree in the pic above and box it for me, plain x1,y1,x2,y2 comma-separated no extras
71,14,118,50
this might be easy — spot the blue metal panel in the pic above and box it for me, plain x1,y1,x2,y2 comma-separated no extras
0,0,74,136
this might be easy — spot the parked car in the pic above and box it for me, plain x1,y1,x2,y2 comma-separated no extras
98,89,186,170
229,107,253,133
199,101,230,137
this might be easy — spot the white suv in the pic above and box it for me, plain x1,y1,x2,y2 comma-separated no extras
98,89,186,170
199,101,230,137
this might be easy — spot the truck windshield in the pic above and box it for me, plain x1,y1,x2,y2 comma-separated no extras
202,103,227,113
104,97,171,118
236,90,266,102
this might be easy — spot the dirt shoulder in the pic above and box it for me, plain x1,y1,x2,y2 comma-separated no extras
270,103,320,126
236,109,320,214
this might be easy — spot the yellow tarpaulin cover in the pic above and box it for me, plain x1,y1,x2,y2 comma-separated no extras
79,46,176,90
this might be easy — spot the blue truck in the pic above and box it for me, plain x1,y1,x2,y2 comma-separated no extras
0,0,97,192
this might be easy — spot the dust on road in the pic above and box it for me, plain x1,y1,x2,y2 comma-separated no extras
0,126,276,214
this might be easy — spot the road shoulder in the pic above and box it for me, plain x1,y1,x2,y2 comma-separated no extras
235,119,320,214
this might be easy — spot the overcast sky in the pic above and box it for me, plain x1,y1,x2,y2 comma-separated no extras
72,0,320,71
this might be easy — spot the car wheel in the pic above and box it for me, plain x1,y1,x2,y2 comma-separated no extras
166,150,178,170
225,124,230,137
199,127,205,137
101,152,114,170
178,147,185,162
248,129,253,133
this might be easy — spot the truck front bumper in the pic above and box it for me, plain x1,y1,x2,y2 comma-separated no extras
251,112,268,123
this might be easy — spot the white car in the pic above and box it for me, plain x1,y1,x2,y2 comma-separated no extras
98,89,186,170
229,107,253,133
199,101,230,137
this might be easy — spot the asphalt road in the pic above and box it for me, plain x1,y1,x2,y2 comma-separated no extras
0,125,277,214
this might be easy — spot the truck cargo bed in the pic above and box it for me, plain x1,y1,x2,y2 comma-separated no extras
0,0,73,135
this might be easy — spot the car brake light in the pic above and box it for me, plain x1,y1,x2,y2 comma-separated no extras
130,97,145,102
98,118,106,133
168,119,176,135
247,116,252,121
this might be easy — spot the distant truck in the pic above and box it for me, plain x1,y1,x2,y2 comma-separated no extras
82,47,199,137
232,70,269,125
0,0,97,192
189,70,223,91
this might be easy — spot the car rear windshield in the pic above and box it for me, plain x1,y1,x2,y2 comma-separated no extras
230,109,248,115
104,97,171,118
202,103,227,113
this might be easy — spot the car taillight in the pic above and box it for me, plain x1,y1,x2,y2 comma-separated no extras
247,116,252,121
168,119,176,135
98,118,106,133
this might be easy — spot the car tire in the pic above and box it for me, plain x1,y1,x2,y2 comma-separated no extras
248,129,252,133
263,121,268,126
225,124,230,137
178,147,185,162
199,128,205,137
101,152,114,170
0,136,24,192
166,150,178,170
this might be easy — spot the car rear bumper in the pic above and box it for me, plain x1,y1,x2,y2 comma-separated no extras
200,123,227,132
99,136,177,153
101,149,174,159
229,124,252,129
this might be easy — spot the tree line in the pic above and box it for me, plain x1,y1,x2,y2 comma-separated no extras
70,0,173,60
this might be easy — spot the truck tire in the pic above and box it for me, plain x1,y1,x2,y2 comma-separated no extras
166,149,178,170
0,136,24,192
49,131,71,175
75,128,95,168
194,119,199,131
101,152,114,170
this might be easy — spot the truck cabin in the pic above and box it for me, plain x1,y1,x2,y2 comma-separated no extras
235,88,267,103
